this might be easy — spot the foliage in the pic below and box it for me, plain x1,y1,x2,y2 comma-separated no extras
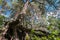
0,0,60,40
0,15,5,27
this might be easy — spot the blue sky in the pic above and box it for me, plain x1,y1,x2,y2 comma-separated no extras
5,0,12,8
0,0,60,17
4,10,12,17
45,4,56,12
23,0,32,2
45,0,60,12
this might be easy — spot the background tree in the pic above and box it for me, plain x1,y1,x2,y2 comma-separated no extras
0,0,60,40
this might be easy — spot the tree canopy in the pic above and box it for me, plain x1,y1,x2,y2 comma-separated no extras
0,0,60,40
